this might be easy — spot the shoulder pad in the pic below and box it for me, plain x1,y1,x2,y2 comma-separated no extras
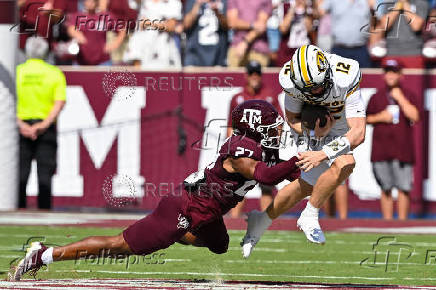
220,135,263,160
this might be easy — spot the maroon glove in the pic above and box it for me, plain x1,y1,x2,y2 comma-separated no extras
253,156,300,186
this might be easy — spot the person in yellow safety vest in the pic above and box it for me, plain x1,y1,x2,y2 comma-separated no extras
16,37,66,210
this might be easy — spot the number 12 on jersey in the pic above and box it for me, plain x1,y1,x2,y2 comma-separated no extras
336,62,351,74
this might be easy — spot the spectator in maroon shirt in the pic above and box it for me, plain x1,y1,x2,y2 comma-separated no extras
227,60,282,217
99,0,138,64
17,0,66,51
66,0,126,65
366,59,420,220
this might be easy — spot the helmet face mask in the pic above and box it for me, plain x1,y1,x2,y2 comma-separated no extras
258,116,285,149
296,67,333,103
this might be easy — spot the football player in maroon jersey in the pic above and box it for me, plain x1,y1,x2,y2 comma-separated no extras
10,100,300,281
227,60,283,218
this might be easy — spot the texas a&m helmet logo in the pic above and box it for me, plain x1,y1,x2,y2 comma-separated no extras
240,109,262,129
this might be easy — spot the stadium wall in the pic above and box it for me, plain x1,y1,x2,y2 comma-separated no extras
23,68,435,217
0,1,18,210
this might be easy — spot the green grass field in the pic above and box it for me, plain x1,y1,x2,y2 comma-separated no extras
1,225,436,286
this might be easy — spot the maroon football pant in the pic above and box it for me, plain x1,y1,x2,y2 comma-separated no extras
191,216,229,254
123,194,229,255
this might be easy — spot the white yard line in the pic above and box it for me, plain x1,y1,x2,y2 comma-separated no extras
0,279,355,290
45,269,436,283
228,247,286,252
0,212,144,221
224,259,421,265
177,246,287,253
343,227,436,234
252,238,436,248
0,255,21,259
0,233,77,238
0,245,31,251
53,269,394,280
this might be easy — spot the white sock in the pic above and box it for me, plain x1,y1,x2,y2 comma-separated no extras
303,201,319,217
41,247,54,265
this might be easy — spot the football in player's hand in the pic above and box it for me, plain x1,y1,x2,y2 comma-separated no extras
300,104,330,130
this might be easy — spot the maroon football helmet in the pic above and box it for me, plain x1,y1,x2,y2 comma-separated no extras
231,100,284,149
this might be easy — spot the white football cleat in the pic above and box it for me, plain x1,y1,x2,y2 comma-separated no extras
241,210,272,258
242,242,254,259
296,215,326,244
9,242,47,281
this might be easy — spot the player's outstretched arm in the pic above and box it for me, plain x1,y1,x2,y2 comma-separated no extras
224,156,300,186
344,89,366,150
299,91,366,170
345,117,366,150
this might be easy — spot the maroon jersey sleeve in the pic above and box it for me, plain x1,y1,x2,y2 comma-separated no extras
219,135,263,161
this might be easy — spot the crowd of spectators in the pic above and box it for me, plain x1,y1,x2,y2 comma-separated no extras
14,1,428,218
16,0,436,68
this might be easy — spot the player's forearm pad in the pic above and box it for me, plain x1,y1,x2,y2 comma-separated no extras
322,136,351,161
253,156,300,186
